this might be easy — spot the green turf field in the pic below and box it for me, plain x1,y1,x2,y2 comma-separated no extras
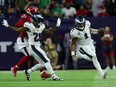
0,70,116,87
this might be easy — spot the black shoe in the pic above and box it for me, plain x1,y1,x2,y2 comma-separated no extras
24,70,30,81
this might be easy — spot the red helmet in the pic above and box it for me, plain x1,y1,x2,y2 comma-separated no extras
27,6,39,13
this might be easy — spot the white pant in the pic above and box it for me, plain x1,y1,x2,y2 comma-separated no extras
16,37,29,56
76,45,96,61
29,44,50,64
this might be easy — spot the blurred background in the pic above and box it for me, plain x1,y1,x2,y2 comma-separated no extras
0,0,116,70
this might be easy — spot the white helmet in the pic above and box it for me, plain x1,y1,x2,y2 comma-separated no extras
75,16,85,30
31,13,44,23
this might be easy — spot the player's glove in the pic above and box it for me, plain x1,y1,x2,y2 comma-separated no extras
2,20,9,27
98,28,104,38
56,18,61,27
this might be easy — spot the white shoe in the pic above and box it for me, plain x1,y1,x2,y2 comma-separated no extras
102,71,107,79
113,66,116,70
52,75,63,81
106,66,110,71
102,68,109,79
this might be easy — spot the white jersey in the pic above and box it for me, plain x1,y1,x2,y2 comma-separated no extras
70,20,93,45
24,22,45,46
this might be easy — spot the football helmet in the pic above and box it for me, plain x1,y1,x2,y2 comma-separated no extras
27,5,39,13
31,13,44,23
75,16,85,30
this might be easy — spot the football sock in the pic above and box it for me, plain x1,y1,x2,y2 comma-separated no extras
34,61,45,73
92,57,103,76
16,56,31,68
28,64,44,73
45,62,54,74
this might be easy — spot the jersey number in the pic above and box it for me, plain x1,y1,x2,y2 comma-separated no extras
33,33,41,41
84,33,89,39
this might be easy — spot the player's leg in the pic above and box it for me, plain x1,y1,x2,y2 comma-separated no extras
88,46,109,79
29,45,62,81
11,47,51,78
35,61,51,79
11,37,51,78
11,37,31,76
92,57,105,77
24,63,44,81
78,46,109,79
11,46,31,77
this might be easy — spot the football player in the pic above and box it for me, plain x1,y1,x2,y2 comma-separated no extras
70,16,109,79
10,4,51,79
2,13,63,81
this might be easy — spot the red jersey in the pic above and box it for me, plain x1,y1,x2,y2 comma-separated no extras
15,14,31,37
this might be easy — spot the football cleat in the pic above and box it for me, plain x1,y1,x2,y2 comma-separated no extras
24,70,30,81
102,71,107,79
113,66,116,70
11,66,17,77
102,68,109,79
41,71,51,80
52,75,63,81
105,66,110,71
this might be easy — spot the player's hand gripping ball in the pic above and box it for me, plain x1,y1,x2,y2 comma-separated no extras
98,28,104,38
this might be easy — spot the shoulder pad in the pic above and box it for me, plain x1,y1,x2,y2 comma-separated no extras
86,20,91,27
70,28,77,38
23,22,31,28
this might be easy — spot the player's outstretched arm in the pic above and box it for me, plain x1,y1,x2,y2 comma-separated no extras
90,28,98,34
2,20,27,32
90,28,104,38
43,18,61,35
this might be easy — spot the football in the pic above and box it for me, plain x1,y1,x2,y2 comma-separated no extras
98,28,104,37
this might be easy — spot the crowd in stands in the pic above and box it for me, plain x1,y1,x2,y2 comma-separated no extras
0,0,116,18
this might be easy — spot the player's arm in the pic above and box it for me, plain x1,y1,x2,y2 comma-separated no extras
2,20,27,32
70,37,77,53
24,2,32,11
90,28,98,34
90,28,104,38
43,26,58,35
8,26,27,32
43,18,61,35
70,37,78,61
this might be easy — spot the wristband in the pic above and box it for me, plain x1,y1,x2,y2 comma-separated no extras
71,51,75,56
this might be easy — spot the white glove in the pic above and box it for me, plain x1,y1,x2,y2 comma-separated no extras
56,18,61,27
2,20,9,27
